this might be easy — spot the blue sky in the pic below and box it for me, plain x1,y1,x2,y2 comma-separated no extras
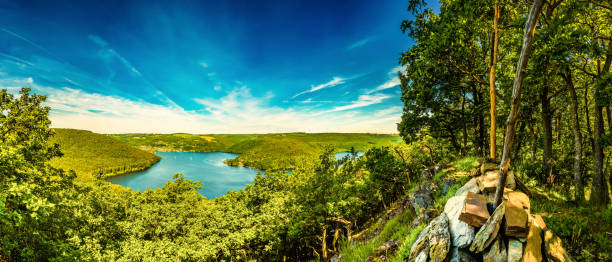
0,0,438,134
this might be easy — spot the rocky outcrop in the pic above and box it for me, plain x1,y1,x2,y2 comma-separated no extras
459,192,490,227
470,201,505,253
449,247,478,262
543,230,575,262
444,194,475,248
428,214,451,262
483,235,507,262
508,238,524,261
409,186,434,215
413,161,574,262
408,223,431,262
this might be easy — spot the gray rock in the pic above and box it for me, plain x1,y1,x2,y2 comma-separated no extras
507,238,523,262
483,235,507,262
330,254,341,262
414,252,427,262
409,187,434,215
454,177,480,197
408,223,430,262
470,201,506,253
443,194,475,248
428,213,451,262
448,247,478,262
442,178,458,196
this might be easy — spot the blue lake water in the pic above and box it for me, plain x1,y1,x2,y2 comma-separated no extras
107,151,261,199
107,151,365,199
334,151,365,159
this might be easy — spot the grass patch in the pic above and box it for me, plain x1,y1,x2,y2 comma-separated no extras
434,183,461,208
340,210,414,261
389,223,426,262
453,156,479,171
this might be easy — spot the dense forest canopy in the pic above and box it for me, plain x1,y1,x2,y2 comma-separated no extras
399,0,611,205
0,0,611,261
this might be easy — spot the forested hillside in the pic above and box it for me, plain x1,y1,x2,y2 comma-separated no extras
112,132,400,170
49,128,161,180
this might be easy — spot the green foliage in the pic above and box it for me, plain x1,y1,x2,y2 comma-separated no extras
390,223,426,262
365,147,409,205
49,128,161,180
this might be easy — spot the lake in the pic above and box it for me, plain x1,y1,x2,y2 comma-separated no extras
107,151,261,199
107,151,364,199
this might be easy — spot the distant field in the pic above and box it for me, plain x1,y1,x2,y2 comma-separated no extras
112,133,401,170
49,129,161,181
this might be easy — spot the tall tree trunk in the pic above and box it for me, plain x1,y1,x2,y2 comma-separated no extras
530,123,537,162
591,40,611,206
585,86,595,153
562,68,584,202
321,227,327,260
473,87,485,156
493,0,544,208
541,84,553,184
462,90,468,156
607,106,611,132
489,2,500,160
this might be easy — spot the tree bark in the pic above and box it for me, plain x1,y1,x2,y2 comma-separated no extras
530,123,537,162
493,0,544,208
591,40,611,206
541,83,553,184
321,227,327,260
562,67,584,202
489,2,500,160
607,106,611,132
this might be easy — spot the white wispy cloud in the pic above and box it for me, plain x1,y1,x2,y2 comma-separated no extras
327,93,390,113
200,61,209,68
88,34,142,77
0,77,400,133
293,77,346,98
375,106,402,117
365,65,404,94
346,37,372,50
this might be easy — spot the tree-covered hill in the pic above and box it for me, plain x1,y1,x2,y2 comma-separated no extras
49,128,161,180
112,132,401,170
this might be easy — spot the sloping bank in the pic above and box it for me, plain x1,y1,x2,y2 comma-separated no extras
338,162,574,262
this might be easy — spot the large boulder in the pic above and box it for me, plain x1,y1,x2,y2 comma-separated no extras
470,201,506,253
428,213,451,262
523,216,545,262
544,229,575,262
408,224,431,262
505,191,530,238
455,177,480,197
458,192,490,227
443,195,476,248
483,235,507,262
507,238,524,262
